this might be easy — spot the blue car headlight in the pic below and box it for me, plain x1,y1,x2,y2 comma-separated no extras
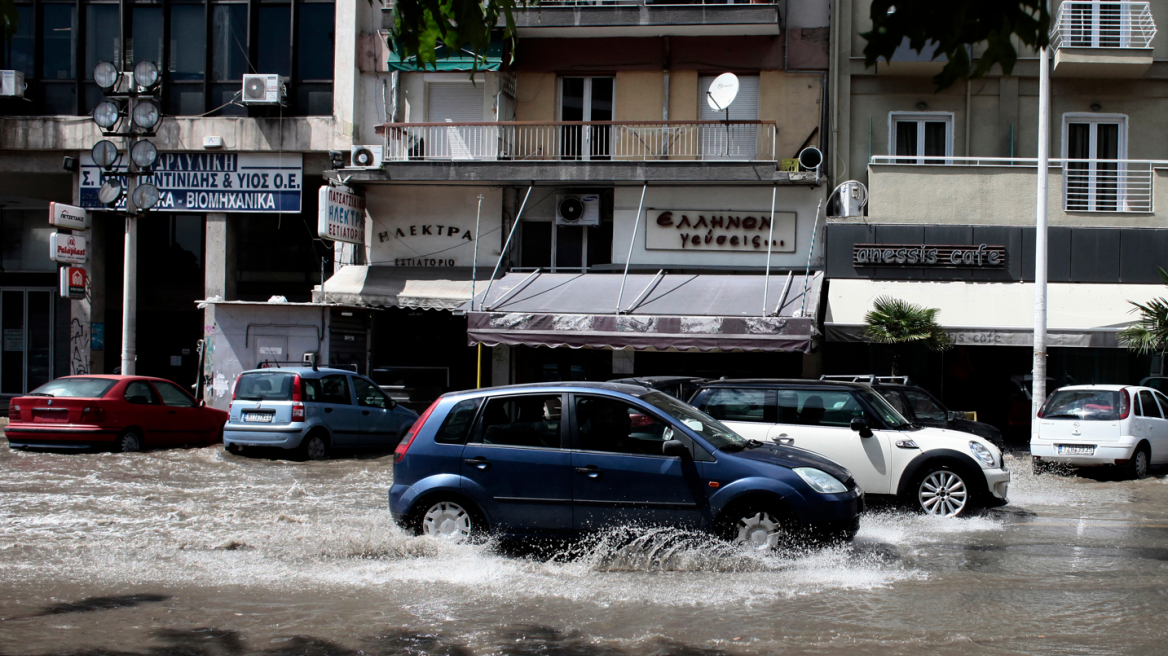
793,467,848,494
969,441,997,467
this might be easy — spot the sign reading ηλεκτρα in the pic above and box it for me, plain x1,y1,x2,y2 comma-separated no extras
318,185,366,245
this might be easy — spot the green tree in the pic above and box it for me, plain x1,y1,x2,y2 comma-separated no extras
863,295,952,375
1118,268,1168,362
389,0,525,72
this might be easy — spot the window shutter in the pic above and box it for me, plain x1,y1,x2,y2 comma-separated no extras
698,75,759,159
427,82,485,122
698,75,759,121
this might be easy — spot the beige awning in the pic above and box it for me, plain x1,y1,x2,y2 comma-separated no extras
825,279,1166,348
320,265,489,311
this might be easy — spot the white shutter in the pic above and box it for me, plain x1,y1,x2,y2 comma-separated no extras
427,82,485,122
698,75,759,159
426,82,489,160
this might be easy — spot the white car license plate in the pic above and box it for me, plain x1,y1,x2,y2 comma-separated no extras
243,413,274,423
1058,444,1095,455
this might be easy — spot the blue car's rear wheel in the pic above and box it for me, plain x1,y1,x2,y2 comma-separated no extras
415,497,485,543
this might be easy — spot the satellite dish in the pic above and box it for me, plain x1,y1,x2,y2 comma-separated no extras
706,73,739,112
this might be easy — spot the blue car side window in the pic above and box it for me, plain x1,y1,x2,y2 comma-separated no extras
478,395,563,448
434,398,483,444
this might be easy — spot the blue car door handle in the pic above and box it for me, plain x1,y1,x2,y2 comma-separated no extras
465,457,490,470
575,465,601,479
362,410,370,416
325,408,333,413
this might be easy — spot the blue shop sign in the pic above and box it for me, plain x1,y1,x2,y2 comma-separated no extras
78,152,303,213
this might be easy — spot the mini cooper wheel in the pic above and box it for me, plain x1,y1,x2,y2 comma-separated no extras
418,500,479,543
112,430,143,453
915,468,971,517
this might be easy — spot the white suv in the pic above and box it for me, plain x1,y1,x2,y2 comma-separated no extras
690,380,1010,517
1032,384,1168,479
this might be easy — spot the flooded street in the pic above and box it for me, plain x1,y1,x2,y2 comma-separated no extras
2,440,1168,656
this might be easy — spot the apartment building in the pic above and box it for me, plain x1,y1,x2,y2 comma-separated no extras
827,0,1168,434
322,0,834,399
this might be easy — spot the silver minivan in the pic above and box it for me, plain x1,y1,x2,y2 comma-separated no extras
1032,384,1168,479
224,367,418,460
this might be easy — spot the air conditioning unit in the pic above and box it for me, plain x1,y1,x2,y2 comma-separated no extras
555,194,601,226
241,74,286,105
0,70,25,98
350,145,384,168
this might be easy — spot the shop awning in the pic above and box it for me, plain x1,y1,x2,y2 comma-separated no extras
466,271,823,352
824,279,1166,348
320,265,490,311
388,40,504,71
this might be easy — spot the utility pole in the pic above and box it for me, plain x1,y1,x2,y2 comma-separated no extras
1032,44,1051,434
121,94,140,375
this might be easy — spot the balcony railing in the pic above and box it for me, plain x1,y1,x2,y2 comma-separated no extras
377,121,778,162
869,155,1156,213
1050,1,1156,48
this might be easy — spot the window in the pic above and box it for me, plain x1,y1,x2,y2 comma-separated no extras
319,374,351,405
699,74,759,160
352,376,389,409
560,77,613,161
776,390,866,428
124,380,160,405
155,381,196,407
29,377,117,398
2,6,34,77
1138,390,1161,418
1156,391,1168,418
41,3,77,114
426,80,486,159
478,394,563,448
1064,2,1127,47
235,372,297,400
890,113,953,164
1042,389,1121,421
258,6,292,78
903,389,948,423
1,290,54,395
575,396,670,455
878,390,909,417
1063,114,1126,212
434,398,483,444
703,388,772,423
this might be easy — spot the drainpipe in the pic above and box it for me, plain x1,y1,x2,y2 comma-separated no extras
965,79,972,156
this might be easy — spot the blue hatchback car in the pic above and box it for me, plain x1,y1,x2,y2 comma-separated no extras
389,382,864,550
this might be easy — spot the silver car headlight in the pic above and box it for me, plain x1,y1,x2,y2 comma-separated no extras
969,441,997,468
793,467,848,494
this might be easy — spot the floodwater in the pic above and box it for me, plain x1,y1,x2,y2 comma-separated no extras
2,439,1167,656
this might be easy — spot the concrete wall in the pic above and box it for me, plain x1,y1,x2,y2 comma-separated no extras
515,73,559,122
761,71,824,161
365,185,504,267
613,185,826,269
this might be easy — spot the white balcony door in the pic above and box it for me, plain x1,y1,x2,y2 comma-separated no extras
560,77,614,161
699,75,759,160
427,81,487,160
1064,2,1129,47
1063,114,1126,212
889,113,953,164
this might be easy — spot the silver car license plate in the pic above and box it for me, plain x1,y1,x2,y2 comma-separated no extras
1058,444,1095,455
243,413,274,423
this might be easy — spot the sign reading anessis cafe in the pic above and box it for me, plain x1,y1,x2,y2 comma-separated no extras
853,244,1007,268
646,210,796,252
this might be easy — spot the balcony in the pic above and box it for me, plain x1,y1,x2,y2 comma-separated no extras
866,156,1167,226
357,120,812,184
1050,1,1156,77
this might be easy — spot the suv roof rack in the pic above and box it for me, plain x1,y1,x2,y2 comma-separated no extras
820,374,910,385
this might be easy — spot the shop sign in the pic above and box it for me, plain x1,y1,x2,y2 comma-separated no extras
853,244,1006,268
50,232,87,263
646,210,796,252
317,185,366,244
91,323,104,351
59,267,86,299
78,152,303,213
49,202,89,230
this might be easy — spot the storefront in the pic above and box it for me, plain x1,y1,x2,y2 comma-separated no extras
822,224,1167,438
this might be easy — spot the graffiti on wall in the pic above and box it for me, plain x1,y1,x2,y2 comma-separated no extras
69,318,90,375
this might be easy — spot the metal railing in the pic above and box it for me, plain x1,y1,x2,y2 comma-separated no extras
377,121,778,162
869,155,1157,213
1050,1,1156,48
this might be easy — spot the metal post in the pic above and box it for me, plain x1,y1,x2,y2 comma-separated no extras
470,194,483,311
481,186,532,309
120,90,140,376
797,199,823,317
761,185,777,316
616,184,648,313
1032,45,1051,433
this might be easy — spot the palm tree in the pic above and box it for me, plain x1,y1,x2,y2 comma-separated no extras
863,295,953,375
1118,268,1168,362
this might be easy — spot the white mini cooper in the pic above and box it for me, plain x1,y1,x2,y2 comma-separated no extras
690,379,1011,517
1032,384,1168,479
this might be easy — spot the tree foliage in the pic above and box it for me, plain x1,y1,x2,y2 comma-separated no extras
1118,268,1168,357
860,0,1051,90
864,295,952,348
388,0,527,72
2,1,18,44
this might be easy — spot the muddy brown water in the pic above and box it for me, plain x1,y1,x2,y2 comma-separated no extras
2,439,1167,656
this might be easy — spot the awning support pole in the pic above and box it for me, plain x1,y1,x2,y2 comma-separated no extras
616,184,648,314
476,343,482,389
481,185,533,311
484,268,542,312
797,198,823,318
761,185,777,316
470,194,484,311
771,271,793,317
622,269,665,315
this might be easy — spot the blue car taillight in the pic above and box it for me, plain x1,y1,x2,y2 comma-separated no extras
395,399,440,464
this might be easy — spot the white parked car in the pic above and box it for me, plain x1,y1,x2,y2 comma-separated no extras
1032,384,1168,479
690,380,1011,517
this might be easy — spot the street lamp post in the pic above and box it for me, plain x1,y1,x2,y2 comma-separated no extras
1033,44,1051,434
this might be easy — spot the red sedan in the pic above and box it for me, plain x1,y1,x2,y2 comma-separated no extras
4,375,228,452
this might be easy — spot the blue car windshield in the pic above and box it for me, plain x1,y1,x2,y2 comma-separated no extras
639,391,747,450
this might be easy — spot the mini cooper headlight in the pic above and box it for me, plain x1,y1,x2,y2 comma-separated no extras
969,441,997,467
793,467,848,494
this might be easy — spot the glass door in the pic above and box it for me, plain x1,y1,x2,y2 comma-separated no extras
1065,117,1123,211
560,77,613,161
1,289,54,395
